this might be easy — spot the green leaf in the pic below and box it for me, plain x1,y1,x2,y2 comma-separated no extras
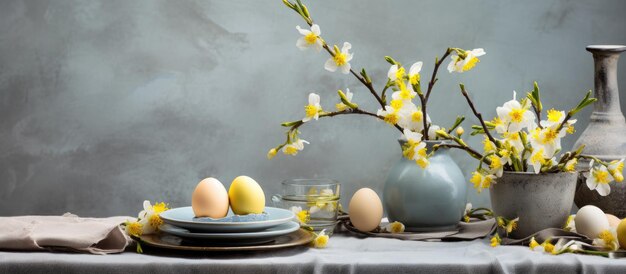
384,56,398,65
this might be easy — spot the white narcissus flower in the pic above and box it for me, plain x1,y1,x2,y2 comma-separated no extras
586,160,613,196
138,201,169,234
335,88,354,111
324,42,353,74
402,129,429,168
282,139,310,156
563,214,576,232
447,48,485,73
303,93,322,122
296,24,323,52
387,64,405,82
528,126,566,158
377,106,400,125
403,128,423,145
527,148,547,174
408,61,423,85
496,91,536,133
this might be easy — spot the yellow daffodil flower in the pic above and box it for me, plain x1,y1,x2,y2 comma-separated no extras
385,221,406,233
564,158,578,172
290,206,310,225
125,220,144,237
505,217,519,234
608,159,625,183
593,229,620,251
469,171,496,192
586,160,613,196
408,61,423,85
488,155,505,177
529,237,542,251
490,234,501,247
312,229,329,248
447,48,485,73
296,24,323,52
377,106,400,125
303,93,323,122
529,126,565,158
387,64,406,82
402,129,429,168
138,200,169,234
283,139,310,156
527,148,548,174
324,42,353,74
483,137,497,153
496,91,536,133
335,88,354,111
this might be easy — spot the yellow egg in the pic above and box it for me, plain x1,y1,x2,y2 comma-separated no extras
228,176,265,215
607,214,621,228
192,177,229,218
349,188,383,232
618,219,626,248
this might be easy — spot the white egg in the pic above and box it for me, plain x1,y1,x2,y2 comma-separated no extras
349,188,383,232
575,205,609,239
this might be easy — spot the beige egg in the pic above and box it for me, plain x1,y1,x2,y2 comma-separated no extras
349,188,383,232
575,205,609,239
192,177,229,218
607,214,621,228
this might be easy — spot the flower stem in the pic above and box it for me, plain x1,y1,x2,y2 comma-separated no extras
459,84,499,146
422,48,453,139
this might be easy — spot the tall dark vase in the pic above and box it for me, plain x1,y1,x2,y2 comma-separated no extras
574,45,626,217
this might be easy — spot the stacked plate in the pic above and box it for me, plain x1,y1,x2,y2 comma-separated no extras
156,206,303,247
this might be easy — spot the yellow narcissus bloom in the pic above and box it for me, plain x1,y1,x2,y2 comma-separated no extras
506,217,519,234
469,171,496,192
564,158,578,172
488,155,505,177
586,160,613,196
138,201,169,234
490,234,501,247
483,137,497,153
529,126,565,158
125,220,144,237
335,89,354,111
392,81,417,101
529,237,542,251
324,42,353,74
593,229,619,251
385,221,406,233
290,206,310,225
282,139,310,156
408,62,423,85
303,93,322,122
608,159,625,182
527,148,547,174
296,24,323,52
563,215,576,232
496,92,536,133
402,129,429,168
387,64,406,82
312,229,329,248
377,106,400,125
447,48,485,73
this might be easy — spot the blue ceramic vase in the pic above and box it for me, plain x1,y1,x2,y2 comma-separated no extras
383,140,467,231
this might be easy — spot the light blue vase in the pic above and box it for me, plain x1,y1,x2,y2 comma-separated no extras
383,140,467,231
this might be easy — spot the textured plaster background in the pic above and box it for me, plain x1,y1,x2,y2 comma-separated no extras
1,0,626,216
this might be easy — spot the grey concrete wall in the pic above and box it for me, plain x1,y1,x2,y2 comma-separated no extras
1,0,625,217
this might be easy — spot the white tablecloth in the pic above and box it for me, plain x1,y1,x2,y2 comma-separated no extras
2,234,626,273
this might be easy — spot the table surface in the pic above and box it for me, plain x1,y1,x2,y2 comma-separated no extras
2,233,626,274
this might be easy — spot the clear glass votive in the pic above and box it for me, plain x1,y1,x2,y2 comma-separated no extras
272,179,340,235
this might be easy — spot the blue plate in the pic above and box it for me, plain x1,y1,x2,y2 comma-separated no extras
159,221,300,241
160,206,295,232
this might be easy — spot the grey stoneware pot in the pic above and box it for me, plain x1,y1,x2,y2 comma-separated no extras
490,171,578,239
383,140,467,232
574,45,626,217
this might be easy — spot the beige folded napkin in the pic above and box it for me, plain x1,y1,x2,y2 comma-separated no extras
0,213,133,254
